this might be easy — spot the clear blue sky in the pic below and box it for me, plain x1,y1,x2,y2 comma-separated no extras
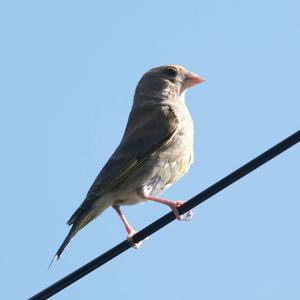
1,1,299,299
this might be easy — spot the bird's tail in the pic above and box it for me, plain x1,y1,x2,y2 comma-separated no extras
49,198,111,268
48,220,82,269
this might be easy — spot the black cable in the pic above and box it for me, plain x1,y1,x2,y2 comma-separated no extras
29,130,300,300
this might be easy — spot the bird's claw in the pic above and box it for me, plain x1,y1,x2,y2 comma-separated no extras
127,228,143,249
128,238,142,249
182,209,193,221
171,200,193,221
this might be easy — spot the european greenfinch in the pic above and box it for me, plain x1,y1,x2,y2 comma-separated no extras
52,65,204,262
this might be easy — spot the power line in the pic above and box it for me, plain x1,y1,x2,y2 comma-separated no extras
29,130,300,300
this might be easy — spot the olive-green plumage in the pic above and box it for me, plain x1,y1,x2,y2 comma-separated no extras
52,65,204,262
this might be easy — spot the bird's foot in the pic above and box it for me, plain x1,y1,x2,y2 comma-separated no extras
113,205,144,249
143,196,193,221
127,227,142,249
169,200,193,221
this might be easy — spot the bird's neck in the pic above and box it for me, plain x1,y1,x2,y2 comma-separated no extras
161,84,184,102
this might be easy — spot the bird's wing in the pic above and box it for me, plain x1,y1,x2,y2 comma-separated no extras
67,102,179,226
52,102,179,262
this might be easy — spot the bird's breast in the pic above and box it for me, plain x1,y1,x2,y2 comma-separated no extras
112,102,194,204
148,106,194,194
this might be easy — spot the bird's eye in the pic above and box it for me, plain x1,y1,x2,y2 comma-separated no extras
165,68,177,77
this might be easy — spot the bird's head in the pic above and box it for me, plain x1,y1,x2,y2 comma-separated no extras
134,64,204,103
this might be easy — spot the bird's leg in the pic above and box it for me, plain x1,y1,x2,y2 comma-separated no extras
113,205,142,249
144,196,193,221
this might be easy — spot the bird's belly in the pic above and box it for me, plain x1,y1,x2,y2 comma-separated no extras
111,129,193,206
113,192,146,206
142,137,194,197
111,154,192,206
151,150,193,193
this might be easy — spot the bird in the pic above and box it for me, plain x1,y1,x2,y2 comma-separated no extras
51,64,204,263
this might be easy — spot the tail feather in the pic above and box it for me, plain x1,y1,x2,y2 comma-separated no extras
49,198,111,268
48,228,75,269
54,232,72,260
49,215,89,268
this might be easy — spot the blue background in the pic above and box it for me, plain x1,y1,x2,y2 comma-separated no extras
1,1,299,299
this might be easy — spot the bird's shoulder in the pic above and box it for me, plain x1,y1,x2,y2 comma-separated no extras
124,100,179,135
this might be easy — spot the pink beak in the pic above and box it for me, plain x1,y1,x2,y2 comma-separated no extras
183,70,205,89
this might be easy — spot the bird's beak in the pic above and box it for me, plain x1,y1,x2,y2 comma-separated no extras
183,71,205,89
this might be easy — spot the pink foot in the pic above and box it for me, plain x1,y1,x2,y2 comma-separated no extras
113,205,143,249
143,196,193,221
169,201,193,221
127,227,142,249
